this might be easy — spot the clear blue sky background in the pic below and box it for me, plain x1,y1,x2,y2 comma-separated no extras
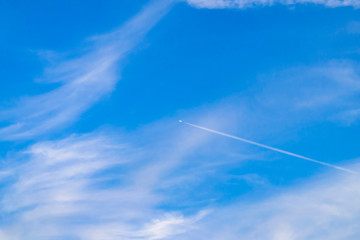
1,0,360,239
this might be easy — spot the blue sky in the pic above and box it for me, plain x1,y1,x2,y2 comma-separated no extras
1,0,360,239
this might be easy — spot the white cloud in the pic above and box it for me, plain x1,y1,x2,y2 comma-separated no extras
169,164,360,240
1,0,360,239
185,0,360,9
235,61,360,138
1,59,360,239
0,132,163,239
0,0,174,140
79,211,209,240
0,112,224,239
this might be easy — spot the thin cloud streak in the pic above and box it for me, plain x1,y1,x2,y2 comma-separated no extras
186,0,360,9
0,0,174,141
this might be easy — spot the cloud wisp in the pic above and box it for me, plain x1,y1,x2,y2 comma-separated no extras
1,59,360,239
185,0,360,9
169,164,360,240
1,1,360,239
0,0,174,141
0,127,211,240
0,101,238,240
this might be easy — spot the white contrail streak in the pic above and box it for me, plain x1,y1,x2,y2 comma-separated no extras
179,120,357,174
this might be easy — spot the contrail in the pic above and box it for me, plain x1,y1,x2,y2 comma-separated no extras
179,120,357,174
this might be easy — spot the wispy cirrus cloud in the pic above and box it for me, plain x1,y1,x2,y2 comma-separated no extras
0,109,227,239
1,2,360,238
216,60,360,143
0,130,204,239
169,164,360,240
0,0,174,141
1,58,360,239
185,0,360,9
